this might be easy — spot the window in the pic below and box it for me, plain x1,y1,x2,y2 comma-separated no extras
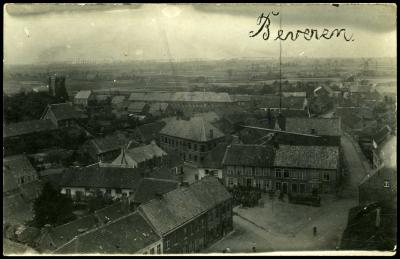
228,177,233,186
20,177,25,184
150,248,155,254
256,179,262,189
236,168,243,175
208,143,212,150
263,168,270,177
255,167,262,176
323,172,330,182
194,144,198,151
283,169,289,178
166,240,170,249
194,155,197,161
200,156,204,162
188,143,192,149
300,184,306,193
291,183,298,193
275,182,281,191
275,168,282,178
157,244,161,254
189,154,192,160
214,142,217,147
245,167,252,176
384,181,390,188
290,171,297,179
201,145,205,152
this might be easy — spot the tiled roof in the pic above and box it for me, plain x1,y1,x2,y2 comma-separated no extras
285,117,341,136
373,125,392,146
3,194,34,225
47,214,100,248
201,142,229,169
133,121,167,143
54,212,160,254
128,91,232,103
148,102,169,114
128,102,147,113
3,155,38,192
59,166,143,189
74,90,92,100
94,201,131,223
222,144,275,167
256,96,306,109
192,111,221,123
139,176,231,236
87,132,129,155
4,119,57,138
274,145,339,170
160,117,225,142
121,143,167,164
128,92,174,102
46,103,84,121
130,178,179,204
111,96,126,105
173,92,232,103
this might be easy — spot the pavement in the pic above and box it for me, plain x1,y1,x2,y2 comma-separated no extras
204,133,371,253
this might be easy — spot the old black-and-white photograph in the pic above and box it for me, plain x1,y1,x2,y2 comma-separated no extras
3,3,397,256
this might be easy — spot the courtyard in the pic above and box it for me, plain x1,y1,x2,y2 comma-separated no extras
203,194,358,253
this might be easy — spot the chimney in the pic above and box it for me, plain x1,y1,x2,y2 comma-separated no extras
209,129,214,139
375,207,381,228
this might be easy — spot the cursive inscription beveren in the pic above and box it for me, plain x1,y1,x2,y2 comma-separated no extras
249,12,354,42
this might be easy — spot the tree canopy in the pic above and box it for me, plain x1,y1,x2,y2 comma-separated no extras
31,182,76,228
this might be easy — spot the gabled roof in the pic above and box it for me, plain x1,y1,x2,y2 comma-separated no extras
173,92,232,103
128,92,174,102
201,142,229,169
222,144,275,167
130,178,179,205
74,90,92,100
274,145,339,170
255,96,306,109
373,125,392,147
111,95,126,105
59,166,143,190
44,103,84,121
87,132,129,155
123,143,167,164
94,201,131,223
132,121,167,143
54,212,160,254
139,176,231,236
285,117,341,136
46,214,100,249
160,117,225,142
148,102,169,114
127,102,147,113
4,119,57,138
3,155,37,193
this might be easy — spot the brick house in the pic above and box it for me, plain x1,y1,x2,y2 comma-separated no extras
222,144,341,195
139,176,233,254
111,142,168,169
3,119,59,155
41,103,86,128
158,117,225,165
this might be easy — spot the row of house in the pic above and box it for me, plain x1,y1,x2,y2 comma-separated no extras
33,176,231,254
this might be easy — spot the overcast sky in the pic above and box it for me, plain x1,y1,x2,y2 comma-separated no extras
4,3,397,64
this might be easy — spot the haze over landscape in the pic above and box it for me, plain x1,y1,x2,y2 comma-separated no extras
4,3,397,65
